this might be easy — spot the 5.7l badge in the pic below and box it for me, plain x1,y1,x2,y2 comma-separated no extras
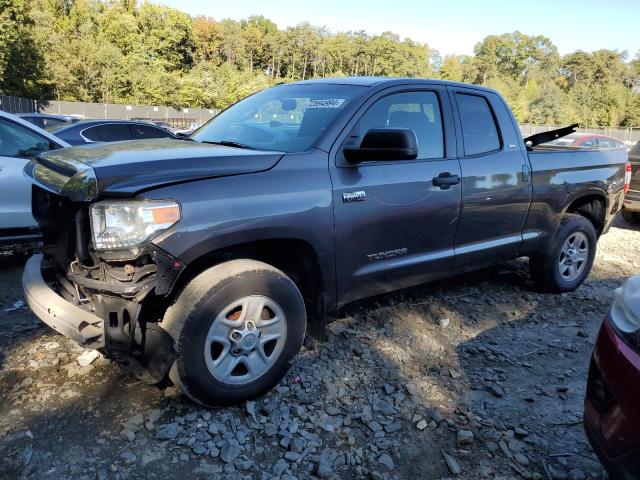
342,191,366,203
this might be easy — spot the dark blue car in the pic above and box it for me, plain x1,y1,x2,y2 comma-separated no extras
50,119,176,145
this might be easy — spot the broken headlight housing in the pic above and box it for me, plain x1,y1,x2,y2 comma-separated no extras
89,200,180,250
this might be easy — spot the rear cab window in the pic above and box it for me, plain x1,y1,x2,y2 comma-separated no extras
455,93,501,156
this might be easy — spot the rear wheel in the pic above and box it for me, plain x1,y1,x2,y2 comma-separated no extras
162,259,306,407
530,214,597,292
621,208,640,225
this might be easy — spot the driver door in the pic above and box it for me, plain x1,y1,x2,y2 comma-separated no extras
330,87,462,306
0,117,56,233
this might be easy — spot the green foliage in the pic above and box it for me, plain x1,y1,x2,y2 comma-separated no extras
0,0,638,126
0,0,49,97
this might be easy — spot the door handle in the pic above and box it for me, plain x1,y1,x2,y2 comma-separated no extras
432,172,460,188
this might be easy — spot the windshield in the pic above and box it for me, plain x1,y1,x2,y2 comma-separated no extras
191,83,366,152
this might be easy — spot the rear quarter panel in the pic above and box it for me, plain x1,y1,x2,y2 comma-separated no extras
521,148,627,255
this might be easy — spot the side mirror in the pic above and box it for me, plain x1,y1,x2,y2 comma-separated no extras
343,127,418,164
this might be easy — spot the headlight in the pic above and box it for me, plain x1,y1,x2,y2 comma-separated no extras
89,200,180,250
608,276,640,353
609,276,640,334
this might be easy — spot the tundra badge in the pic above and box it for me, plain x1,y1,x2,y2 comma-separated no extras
342,191,366,203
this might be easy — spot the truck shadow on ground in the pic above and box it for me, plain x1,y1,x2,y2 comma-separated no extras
334,258,618,478
613,213,640,232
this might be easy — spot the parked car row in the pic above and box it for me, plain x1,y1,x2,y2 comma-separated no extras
547,132,627,150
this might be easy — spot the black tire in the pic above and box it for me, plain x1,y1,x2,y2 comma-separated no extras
621,208,640,225
529,214,597,293
162,259,306,407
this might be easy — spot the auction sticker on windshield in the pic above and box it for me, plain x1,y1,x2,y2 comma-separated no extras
305,99,346,109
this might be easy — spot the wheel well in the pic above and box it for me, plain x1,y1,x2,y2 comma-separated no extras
170,239,326,339
565,195,606,235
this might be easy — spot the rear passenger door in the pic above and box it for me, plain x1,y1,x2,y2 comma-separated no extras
450,88,531,270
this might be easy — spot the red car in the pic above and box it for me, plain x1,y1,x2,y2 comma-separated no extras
550,133,626,149
585,277,640,479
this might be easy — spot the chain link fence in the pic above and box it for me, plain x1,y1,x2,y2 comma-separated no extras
0,95,37,114
38,100,219,128
0,96,219,128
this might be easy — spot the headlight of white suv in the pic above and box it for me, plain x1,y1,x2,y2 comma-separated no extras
89,200,181,250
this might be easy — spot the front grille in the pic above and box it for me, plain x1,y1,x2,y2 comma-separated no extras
33,185,90,270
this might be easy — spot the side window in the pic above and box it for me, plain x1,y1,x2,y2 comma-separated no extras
455,93,501,156
131,124,173,139
82,126,100,142
581,139,595,148
96,124,133,142
358,91,444,159
0,118,52,158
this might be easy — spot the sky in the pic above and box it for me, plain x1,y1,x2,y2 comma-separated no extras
152,0,639,58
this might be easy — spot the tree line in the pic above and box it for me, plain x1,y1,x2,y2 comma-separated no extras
2,0,640,127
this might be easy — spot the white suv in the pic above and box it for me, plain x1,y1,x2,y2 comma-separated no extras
0,110,69,253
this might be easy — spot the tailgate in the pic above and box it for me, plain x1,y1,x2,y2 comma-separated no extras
629,144,640,193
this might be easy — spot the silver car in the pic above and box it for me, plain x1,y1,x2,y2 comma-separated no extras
0,110,69,252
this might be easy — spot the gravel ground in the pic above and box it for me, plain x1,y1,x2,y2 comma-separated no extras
1,218,639,480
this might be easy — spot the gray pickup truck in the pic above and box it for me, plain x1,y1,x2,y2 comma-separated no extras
22,77,629,406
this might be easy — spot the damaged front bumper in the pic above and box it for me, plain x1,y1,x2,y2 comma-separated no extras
23,251,180,384
22,254,105,349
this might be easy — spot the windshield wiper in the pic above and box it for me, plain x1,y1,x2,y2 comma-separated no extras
200,140,255,150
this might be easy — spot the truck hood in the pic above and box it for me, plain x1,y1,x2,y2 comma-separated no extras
28,138,283,201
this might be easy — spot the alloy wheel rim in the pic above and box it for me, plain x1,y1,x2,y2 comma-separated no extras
204,295,287,385
558,232,589,281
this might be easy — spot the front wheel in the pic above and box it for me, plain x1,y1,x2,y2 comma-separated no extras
162,259,306,407
530,214,597,292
